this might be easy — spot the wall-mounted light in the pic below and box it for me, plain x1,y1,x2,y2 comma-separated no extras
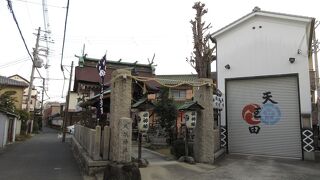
225,64,230,69
297,49,302,54
289,57,295,64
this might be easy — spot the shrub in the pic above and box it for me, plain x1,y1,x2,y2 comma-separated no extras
15,109,30,132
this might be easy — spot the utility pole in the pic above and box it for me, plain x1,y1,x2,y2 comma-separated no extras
62,61,74,142
40,78,45,130
26,27,41,134
313,22,320,150
314,24,319,98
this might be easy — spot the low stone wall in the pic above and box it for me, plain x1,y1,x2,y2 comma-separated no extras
74,125,104,160
70,136,109,176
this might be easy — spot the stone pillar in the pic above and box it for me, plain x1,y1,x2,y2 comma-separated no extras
93,125,101,160
116,117,132,162
89,129,95,158
103,126,111,160
109,69,132,162
193,78,215,164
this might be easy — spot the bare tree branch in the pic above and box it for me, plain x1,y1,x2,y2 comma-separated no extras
187,2,216,78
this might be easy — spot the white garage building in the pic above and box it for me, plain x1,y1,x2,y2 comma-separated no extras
212,8,317,160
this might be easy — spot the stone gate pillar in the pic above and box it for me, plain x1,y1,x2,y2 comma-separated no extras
193,78,215,164
109,69,132,162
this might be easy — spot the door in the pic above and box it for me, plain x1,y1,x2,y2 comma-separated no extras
7,118,14,143
226,75,302,158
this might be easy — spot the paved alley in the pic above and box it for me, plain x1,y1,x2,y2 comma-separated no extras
0,128,82,180
133,146,320,180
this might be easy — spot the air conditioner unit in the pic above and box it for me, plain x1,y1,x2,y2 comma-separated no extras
138,111,149,132
184,111,196,128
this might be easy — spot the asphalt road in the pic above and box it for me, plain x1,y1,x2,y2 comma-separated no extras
0,128,83,180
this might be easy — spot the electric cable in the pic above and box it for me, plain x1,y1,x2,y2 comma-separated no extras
0,57,29,68
59,0,70,98
15,0,66,8
6,0,51,99
59,0,70,73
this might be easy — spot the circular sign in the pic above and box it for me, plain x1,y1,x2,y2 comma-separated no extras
242,104,261,125
260,103,281,125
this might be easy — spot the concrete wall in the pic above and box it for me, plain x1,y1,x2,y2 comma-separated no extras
0,113,7,148
215,15,312,125
15,119,21,136
3,116,8,146
11,117,16,143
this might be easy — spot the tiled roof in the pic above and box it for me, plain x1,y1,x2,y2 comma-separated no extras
156,72,216,85
0,76,29,87
156,74,198,85
8,74,29,84
132,97,155,109
178,101,204,111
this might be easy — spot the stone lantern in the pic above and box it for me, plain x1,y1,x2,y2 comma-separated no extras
178,101,204,164
131,97,155,167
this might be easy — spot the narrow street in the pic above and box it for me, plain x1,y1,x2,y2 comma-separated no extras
0,128,82,180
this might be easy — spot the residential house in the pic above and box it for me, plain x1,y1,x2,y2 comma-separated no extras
43,101,64,127
0,76,28,145
0,75,28,110
65,91,82,126
8,74,41,112
212,8,316,160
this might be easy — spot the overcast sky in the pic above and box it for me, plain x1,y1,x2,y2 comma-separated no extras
0,0,319,102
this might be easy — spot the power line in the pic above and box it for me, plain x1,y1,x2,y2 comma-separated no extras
6,0,50,99
60,0,70,73
14,0,66,9
60,0,70,98
0,57,29,68
42,0,52,93
0,59,29,69
6,0,43,78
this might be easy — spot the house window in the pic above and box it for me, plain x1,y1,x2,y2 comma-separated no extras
172,90,186,100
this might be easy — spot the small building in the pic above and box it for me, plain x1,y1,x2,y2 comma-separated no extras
73,55,156,127
212,8,317,160
43,102,64,127
0,75,28,110
152,73,217,131
8,74,41,112
0,110,19,148
74,55,155,102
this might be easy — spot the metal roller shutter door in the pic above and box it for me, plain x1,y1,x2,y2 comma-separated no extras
226,75,302,159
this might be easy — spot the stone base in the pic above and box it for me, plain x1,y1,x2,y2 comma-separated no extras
139,158,149,168
132,156,149,168
304,151,315,161
70,136,109,175
103,162,141,180
178,156,195,164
